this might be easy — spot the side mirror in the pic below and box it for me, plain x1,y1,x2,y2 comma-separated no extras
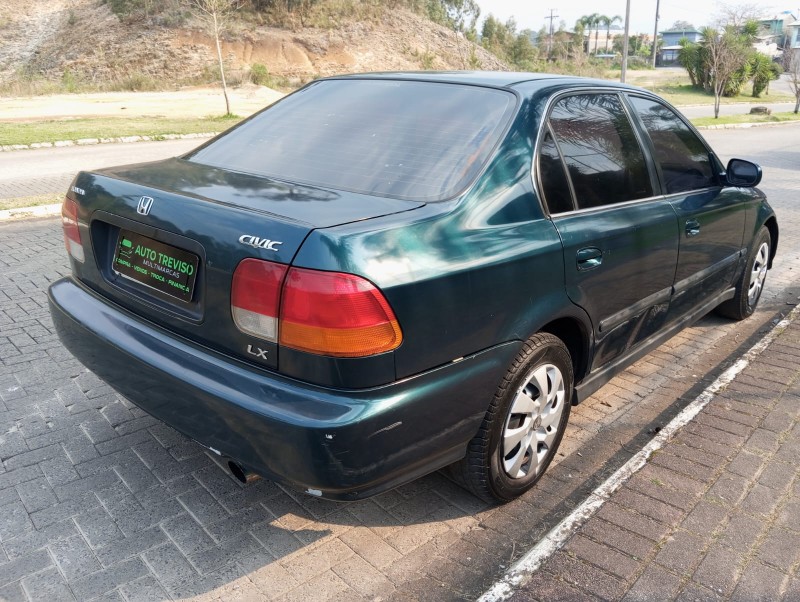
726,158,762,187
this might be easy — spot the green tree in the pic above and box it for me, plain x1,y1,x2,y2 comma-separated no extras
599,14,621,53
749,52,776,97
508,30,538,69
576,13,602,54
442,0,480,68
677,37,703,87
698,26,751,117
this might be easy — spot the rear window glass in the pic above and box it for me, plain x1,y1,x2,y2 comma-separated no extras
187,79,516,201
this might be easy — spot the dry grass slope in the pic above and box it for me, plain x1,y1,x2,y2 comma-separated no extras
0,0,507,93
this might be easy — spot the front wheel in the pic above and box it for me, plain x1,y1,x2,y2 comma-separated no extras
452,333,573,503
717,227,771,321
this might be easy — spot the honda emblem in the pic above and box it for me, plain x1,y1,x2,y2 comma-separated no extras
137,196,154,216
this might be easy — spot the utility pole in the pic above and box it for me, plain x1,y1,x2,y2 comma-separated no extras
545,9,559,59
621,0,631,82
651,0,660,68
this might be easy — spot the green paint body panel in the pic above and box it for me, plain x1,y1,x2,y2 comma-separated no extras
49,72,778,499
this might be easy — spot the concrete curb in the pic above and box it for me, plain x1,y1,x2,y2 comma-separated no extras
0,203,62,221
695,120,800,130
1,132,218,152
479,303,800,602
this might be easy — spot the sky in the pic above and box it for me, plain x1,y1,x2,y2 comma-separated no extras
473,1,782,36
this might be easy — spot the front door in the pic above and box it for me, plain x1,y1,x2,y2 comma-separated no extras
626,95,746,318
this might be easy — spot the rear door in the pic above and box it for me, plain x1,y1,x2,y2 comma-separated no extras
536,92,680,370
625,95,746,319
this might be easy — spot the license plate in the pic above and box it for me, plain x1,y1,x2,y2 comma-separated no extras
113,230,199,303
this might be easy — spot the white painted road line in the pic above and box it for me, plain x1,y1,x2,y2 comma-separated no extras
479,304,800,602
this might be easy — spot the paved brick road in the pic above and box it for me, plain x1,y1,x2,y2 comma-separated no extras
512,314,800,602
0,127,798,601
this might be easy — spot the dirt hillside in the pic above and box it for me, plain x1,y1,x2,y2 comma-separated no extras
0,0,507,88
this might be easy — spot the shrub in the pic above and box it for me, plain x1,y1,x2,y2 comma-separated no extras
250,63,272,86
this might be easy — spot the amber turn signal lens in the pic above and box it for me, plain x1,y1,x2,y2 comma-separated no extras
279,267,402,357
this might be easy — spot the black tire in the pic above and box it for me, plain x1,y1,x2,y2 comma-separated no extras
451,333,573,503
717,227,771,321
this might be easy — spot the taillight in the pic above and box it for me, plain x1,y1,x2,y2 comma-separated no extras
280,267,402,357
230,259,402,358
61,197,84,263
231,259,288,341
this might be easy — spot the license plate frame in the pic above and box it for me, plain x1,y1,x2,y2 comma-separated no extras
112,230,199,304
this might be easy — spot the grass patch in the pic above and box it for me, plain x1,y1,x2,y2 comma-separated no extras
0,194,62,211
0,115,242,147
691,112,800,127
644,84,794,107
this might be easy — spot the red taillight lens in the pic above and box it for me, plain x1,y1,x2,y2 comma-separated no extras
279,267,402,357
230,259,403,358
231,259,288,341
61,197,84,263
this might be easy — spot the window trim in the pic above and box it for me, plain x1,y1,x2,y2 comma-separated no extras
532,88,660,218
537,124,578,214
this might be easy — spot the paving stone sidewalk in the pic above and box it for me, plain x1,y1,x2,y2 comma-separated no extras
511,316,800,602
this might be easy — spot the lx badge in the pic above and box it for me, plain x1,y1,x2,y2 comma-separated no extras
246,345,268,360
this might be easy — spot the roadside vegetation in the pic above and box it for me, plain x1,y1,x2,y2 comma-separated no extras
0,115,241,147
677,20,782,117
0,194,62,212
639,83,793,107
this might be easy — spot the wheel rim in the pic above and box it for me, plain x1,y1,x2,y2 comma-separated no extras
502,363,566,479
747,242,769,307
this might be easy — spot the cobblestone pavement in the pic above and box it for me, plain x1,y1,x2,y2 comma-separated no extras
511,314,800,602
0,128,798,601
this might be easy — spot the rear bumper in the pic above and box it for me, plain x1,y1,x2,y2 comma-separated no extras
49,278,519,500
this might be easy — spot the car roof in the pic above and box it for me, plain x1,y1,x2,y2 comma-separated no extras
327,71,643,92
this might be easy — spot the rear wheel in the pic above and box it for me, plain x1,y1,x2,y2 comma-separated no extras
717,227,771,321
452,333,573,503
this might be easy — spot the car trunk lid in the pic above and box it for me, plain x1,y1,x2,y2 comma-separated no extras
67,159,424,372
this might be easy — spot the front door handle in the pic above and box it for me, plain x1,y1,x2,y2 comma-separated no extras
686,219,701,237
577,247,603,271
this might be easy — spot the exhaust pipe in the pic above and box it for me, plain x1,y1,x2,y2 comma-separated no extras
228,461,261,484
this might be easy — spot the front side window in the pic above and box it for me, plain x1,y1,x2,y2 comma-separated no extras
187,79,516,201
548,94,653,210
628,96,716,194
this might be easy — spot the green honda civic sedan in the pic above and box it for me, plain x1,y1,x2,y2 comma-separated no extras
49,72,777,502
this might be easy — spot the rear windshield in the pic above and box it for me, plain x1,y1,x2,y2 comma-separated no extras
187,79,516,201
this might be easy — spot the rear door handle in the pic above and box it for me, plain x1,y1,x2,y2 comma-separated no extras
576,247,603,271
686,219,700,237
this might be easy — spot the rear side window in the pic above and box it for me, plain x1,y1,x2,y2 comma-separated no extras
628,96,716,194
548,94,653,210
187,79,515,201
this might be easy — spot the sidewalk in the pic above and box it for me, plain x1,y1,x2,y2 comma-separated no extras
505,312,800,601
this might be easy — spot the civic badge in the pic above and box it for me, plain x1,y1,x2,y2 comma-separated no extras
137,196,154,216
